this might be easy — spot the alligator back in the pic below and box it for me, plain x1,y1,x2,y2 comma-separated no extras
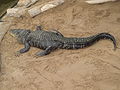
61,33,116,50
27,30,64,49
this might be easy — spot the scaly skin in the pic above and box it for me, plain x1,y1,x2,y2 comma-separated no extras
9,26,117,56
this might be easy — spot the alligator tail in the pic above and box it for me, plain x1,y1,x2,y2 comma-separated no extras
93,33,117,50
62,33,117,50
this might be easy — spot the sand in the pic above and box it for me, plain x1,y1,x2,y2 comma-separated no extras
0,0,120,90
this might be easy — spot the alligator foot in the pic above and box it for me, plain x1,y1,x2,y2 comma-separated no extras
35,51,47,57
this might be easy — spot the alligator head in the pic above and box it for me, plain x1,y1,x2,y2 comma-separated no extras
9,29,31,44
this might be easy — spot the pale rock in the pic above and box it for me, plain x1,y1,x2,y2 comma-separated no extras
49,0,64,5
41,4,56,12
28,0,64,17
7,7,26,17
28,5,42,17
17,0,38,7
85,0,116,4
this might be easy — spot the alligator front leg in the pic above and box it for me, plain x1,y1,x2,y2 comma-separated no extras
15,42,30,56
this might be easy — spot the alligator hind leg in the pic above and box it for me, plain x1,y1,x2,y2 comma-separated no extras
35,41,63,57
50,30,64,37
15,42,30,56
35,46,54,57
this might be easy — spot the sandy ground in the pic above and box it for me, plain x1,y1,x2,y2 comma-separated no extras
0,0,120,90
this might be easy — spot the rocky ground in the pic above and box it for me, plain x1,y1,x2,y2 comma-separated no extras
0,0,120,90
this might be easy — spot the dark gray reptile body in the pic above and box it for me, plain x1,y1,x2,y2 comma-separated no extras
10,26,117,56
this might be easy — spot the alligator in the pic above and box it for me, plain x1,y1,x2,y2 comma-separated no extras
9,26,117,57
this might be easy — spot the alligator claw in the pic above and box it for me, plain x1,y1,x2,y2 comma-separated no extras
15,51,21,57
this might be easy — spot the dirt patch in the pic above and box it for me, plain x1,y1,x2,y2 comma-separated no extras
1,0,120,90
